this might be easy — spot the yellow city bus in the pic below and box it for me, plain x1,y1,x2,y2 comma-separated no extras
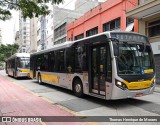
30,31,156,99
6,53,30,78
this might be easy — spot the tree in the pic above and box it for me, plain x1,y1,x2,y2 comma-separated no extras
0,0,63,20
0,43,19,62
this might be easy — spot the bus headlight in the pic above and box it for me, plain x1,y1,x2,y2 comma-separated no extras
115,80,128,90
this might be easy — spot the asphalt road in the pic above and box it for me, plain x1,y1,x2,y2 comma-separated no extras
0,70,160,125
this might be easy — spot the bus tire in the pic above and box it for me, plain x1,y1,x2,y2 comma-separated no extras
38,74,43,85
73,79,84,97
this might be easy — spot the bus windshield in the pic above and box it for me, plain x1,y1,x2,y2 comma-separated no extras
117,43,154,75
17,57,30,69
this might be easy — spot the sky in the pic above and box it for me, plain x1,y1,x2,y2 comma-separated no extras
0,10,19,45
0,0,105,45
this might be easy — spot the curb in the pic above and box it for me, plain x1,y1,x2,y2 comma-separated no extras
154,89,160,93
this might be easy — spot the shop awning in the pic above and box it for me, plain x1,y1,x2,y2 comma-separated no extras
126,0,160,20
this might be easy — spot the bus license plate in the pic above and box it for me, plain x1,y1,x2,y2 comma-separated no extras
135,93,143,97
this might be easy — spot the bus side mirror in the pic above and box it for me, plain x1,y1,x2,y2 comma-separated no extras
113,43,119,57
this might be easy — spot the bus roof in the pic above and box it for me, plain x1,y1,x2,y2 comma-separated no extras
31,41,74,56
6,53,30,61
31,31,147,56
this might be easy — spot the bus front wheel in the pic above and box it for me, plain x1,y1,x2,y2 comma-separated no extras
38,74,43,85
73,79,84,97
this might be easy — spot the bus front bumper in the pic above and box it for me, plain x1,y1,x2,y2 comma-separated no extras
17,72,29,77
111,85,155,100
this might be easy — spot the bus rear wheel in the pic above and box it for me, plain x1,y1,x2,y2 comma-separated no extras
73,79,83,97
38,74,43,85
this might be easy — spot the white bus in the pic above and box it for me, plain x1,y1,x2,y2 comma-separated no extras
30,31,156,100
6,53,30,78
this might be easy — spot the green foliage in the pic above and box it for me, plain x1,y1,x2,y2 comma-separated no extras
0,43,19,62
0,0,63,20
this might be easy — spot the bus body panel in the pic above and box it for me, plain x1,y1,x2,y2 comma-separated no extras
122,79,154,90
111,84,155,100
6,53,30,78
30,71,34,79
7,68,14,76
35,71,91,95
30,31,156,100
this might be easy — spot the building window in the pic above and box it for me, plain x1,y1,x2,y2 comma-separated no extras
75,33,84,40
86,27,98,37
23,18,26,22
37,29,40,36
51,26,53,30
103,18,120,31
37,40,40,46
54,37,66,45
23,32,26,35
23,27,26,31
148,20,160,37
23,49,25,53
126,18,134,26
54,23,66,40
126,18,134,32
54,49,65,72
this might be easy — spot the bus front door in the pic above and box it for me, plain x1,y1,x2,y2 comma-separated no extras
90,45,106,96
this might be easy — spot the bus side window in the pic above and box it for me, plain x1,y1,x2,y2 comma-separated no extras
48,52,55,72
54,49,65,72
40,54,45,71
44,54,49,71
76,45,88,72
66,47,75,73
75,46,82,72
37,55,42,70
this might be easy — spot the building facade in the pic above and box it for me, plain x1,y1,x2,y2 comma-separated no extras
126,0,160,83
45,10,54,49
30,16,38,53
53,0,101,44
29,0,104,52
15,31,19,45
39,0,99,50
53,6,83,45
19,12,30,53
40,16,46,50
67,0,138,41
37,17,41,51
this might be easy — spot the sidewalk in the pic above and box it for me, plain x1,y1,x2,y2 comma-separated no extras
0,75,89,125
